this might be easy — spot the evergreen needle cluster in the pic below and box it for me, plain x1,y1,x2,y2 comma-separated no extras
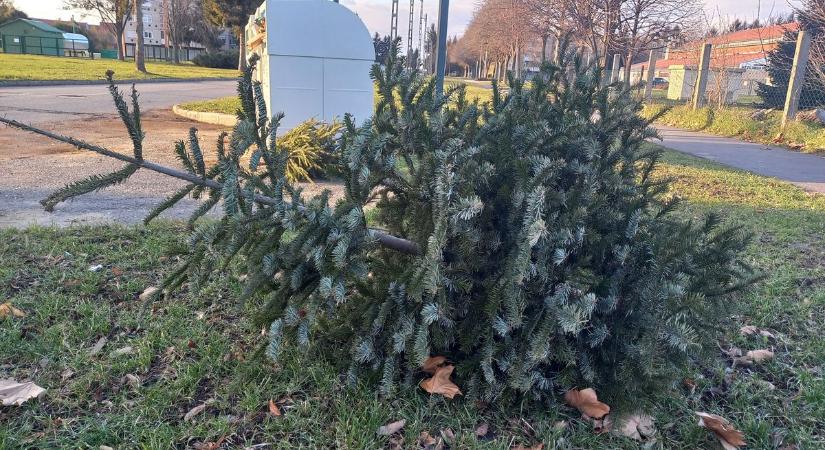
6,44,755,406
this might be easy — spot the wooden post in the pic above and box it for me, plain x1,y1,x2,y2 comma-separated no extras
782,30,812,129
644,49,658,102
692,43,712,110
610,53,621,84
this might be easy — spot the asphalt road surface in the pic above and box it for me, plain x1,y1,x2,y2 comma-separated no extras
0,79,237,124
656,125,825,194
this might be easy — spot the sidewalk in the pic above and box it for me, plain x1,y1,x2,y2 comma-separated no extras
655,125,825,194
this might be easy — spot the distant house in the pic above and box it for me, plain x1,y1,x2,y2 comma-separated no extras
0,18,66,56
630,22,800,101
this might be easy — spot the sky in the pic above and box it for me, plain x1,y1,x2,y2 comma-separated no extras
17,0,796,39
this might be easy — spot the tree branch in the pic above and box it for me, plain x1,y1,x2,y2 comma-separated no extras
0,117,421,256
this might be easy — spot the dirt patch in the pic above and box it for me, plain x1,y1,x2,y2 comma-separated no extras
0,110,228,161
0,110,345,227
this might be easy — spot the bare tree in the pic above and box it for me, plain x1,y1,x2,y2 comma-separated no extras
165,0,198,63
64,0,133,60
618,0,703,83
134,0,146,72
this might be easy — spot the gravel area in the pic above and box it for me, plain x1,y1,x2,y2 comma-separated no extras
0,110,344,228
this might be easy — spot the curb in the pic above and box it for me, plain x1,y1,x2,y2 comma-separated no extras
0,77,237,88
172,104,238,127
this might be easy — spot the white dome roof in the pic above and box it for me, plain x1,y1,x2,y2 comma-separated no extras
266,0,375,61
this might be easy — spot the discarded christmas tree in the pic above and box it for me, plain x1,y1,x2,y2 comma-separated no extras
0,47,755,406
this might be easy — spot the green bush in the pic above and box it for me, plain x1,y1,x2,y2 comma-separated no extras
192,50,239,69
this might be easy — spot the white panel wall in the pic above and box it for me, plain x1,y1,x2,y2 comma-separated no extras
322,59,374,124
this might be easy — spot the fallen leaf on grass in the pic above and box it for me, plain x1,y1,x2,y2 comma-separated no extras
564,388,610,419
422,356,447,374
139,286,161,302
475,422,490,438
377,419,405,436
734,349,775,366
0,379,45,406
440,428,455,444
746,349,774,362
111,267,124,277
0,302,26,319
420,365,462,399
89,336,108,356
696,412,745,449
615,413,656,441
740,325,775,339
268,399,282,417
417,431,443,450
511,444,543,450
111,346,134,357
184,403,207,422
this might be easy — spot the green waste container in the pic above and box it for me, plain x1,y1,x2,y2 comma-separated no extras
101,49,118,59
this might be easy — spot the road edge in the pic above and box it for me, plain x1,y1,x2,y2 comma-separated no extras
172,104,238,127
0,77,237,88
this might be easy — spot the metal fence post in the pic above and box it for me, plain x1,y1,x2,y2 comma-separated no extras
782,30,812,130
644,49,658,102
692,43,712,110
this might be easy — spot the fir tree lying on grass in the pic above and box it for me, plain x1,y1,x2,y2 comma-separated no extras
0,47,756,408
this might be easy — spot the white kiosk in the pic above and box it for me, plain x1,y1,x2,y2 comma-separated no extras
246,0,376,131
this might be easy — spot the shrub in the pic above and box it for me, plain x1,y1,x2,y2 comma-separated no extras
5,49,755,407
192,50,239,69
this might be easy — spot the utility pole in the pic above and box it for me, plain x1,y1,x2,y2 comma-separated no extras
435,0,449,95
390,0,399,42
418,0,424,68
422,14,428,72
407,0,415,66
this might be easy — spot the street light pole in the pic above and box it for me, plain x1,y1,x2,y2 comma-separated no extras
434,0,449,95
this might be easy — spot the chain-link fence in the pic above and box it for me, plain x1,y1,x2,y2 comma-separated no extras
638,24,825,124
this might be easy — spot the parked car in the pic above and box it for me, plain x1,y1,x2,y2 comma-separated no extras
652,77,669,89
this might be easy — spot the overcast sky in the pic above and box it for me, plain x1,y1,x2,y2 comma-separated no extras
17,0,796,38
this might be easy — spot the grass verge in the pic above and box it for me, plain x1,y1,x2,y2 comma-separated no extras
177,80,495,116
0,54,239,81
1,148,824,448
644,103,825,154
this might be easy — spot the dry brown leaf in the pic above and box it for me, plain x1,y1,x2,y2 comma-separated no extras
475,422,490,438
422,356,447,374
696,412,746,449
615,413,656,441
745,349,774,363
511,444,544,450
89,336,108,355
417,431,443,450
0,379,45,406
377,419,405,436
564,388,611,419
183,403,207,422
139,286,160,302
0,302,26,319
740,325,775,339
419,365,462,399
268,399,282,417
440,428,455,444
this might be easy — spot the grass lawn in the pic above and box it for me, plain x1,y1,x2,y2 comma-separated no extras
644,103,825,154
1,149,824,448
177,79,495,116
0,54,239,82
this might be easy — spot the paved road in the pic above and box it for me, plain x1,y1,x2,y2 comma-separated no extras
656,125,825,194
0,79,237,124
